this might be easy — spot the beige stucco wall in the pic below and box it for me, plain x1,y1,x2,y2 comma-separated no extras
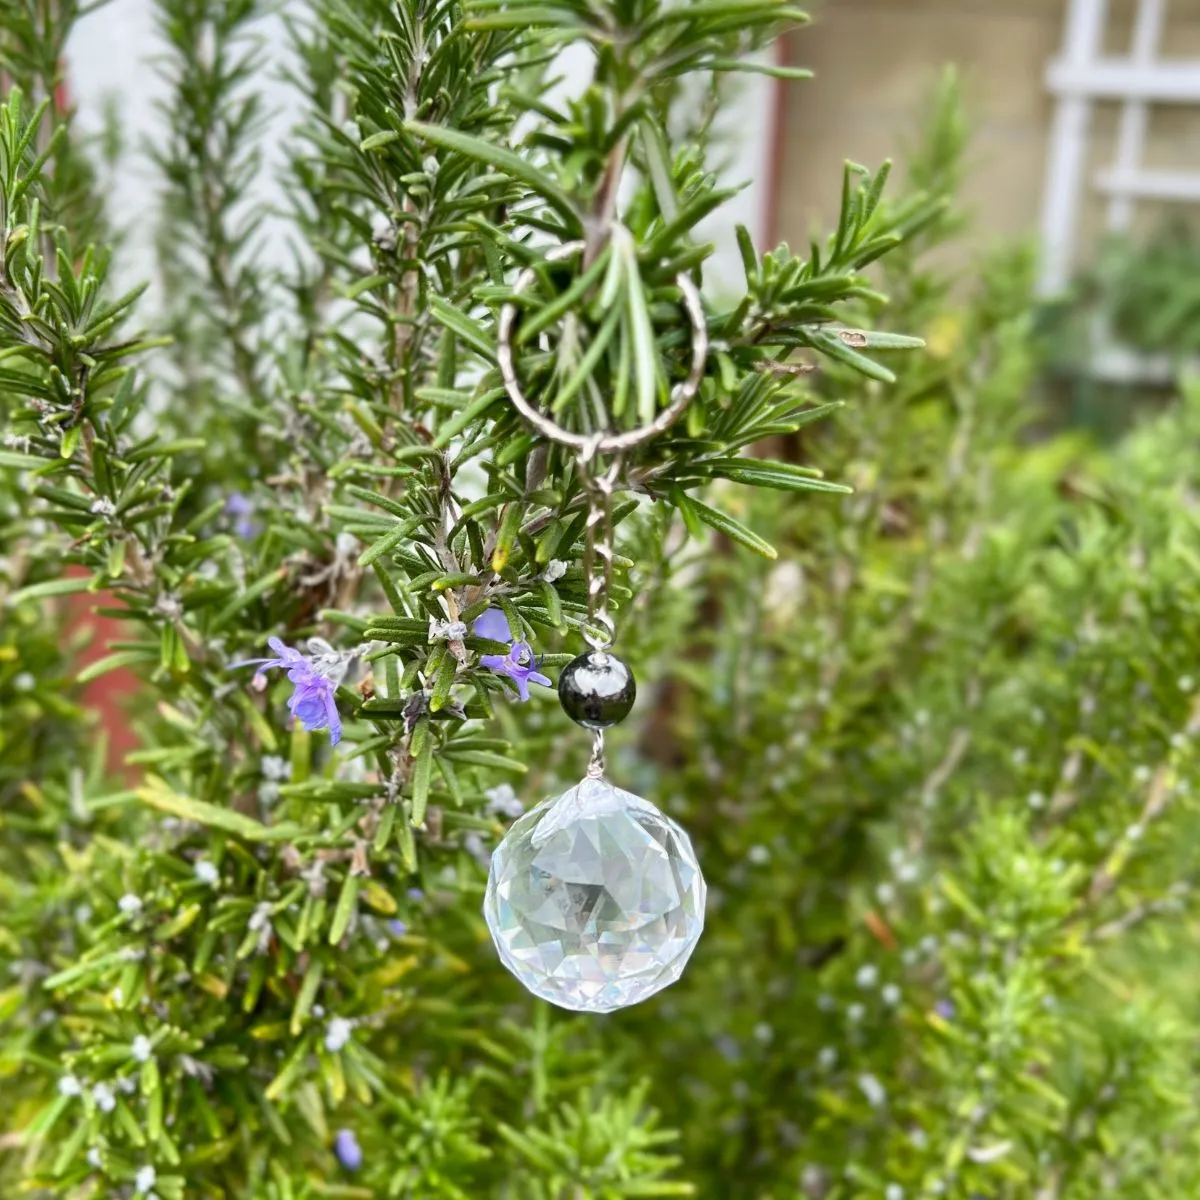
774,0,1200,271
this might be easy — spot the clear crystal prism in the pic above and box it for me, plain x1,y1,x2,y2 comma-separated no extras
484,777,706,1013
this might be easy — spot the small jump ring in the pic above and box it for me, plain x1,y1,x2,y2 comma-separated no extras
581,610,616,652
497,240,708,455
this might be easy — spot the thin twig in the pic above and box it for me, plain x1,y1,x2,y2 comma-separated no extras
921,727,971,806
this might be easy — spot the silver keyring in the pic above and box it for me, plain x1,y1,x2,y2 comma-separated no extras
496,240,708,454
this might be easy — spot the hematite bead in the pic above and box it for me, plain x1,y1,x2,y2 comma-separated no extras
558,650,636,729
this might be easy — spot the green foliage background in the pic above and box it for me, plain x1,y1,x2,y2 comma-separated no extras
2,2,1200,1198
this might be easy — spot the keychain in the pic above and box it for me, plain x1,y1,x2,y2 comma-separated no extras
482,240,709,1013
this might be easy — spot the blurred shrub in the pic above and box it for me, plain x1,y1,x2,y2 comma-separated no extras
602,82,1200,1197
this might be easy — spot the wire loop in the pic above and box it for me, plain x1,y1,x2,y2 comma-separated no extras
586,728,606,780
496,239,708,455
581,611,616,653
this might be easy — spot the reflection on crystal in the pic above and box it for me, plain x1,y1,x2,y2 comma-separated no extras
484,777,706,1013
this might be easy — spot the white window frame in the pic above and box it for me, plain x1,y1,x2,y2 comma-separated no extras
1040,0,1200,383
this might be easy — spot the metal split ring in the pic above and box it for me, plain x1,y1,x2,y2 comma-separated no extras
496,240,708,454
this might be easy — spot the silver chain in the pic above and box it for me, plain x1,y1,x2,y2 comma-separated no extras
577,434,621,655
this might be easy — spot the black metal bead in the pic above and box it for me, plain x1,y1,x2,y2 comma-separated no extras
558,651,636,729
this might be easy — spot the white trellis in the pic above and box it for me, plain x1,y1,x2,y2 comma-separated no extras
1040,0,1200,382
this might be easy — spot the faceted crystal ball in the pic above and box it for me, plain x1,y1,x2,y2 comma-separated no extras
484,777,706,1013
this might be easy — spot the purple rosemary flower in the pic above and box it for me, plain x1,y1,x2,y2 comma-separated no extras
935,999,956,1020
231,637,344,745
473,607,513,644
481,642,552,701
474,608,551,702
224,492,260,538
333,1128,362,1171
